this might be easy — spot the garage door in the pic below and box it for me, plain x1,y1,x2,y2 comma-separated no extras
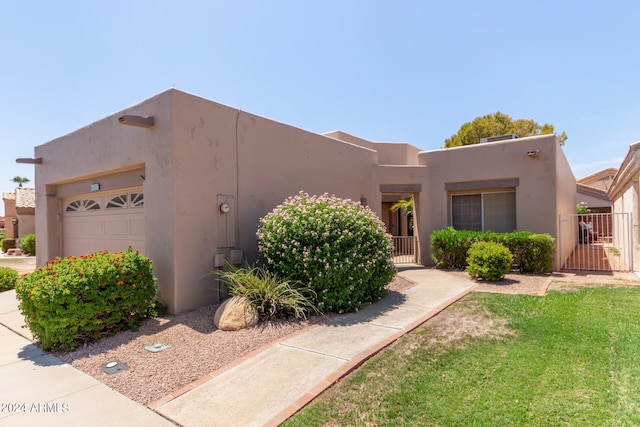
62,187,145,257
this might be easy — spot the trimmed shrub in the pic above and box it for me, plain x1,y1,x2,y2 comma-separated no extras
218,263,318,320
15,248,157,351
0,267,19,292
2,238,16,253
519,233,555,273
257,192,396,313
430,227,482,269
466,241,513,281
20,234,36,255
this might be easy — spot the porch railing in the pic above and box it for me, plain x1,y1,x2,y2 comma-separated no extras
391,236,417,264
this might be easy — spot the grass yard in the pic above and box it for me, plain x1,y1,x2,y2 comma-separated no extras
284,286,640,426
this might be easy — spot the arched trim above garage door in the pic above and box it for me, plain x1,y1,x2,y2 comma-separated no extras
62,187,145,257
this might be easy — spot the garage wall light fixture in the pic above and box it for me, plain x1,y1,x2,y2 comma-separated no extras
118,115,155,128
16,158,43,164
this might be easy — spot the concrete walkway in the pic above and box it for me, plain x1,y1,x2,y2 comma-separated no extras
0,289,176,427
0,266,476,427
153,267,476,426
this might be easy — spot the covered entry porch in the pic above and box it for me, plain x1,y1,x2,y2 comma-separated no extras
380,185,420,265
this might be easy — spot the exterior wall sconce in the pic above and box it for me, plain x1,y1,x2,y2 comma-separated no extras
118,115,155,128
219,203,230,213
11,218,17,226
527,150,540,158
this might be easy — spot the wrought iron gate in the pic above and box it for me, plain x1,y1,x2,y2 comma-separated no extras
558,213,632,271
391,236,418,264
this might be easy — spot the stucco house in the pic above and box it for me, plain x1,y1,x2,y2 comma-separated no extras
31,89,576,313
577,168,615,214
2,187,36,241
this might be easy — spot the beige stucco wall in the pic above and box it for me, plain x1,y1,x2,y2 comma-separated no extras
34,89,423,314
611,187,638,270
35,90,178,308
324,131,421,165
34,89,577,313
166,91,390,312
577,190,611,210
416,134,575,271
609,142,640,270
3,197,16,239
17,214,35,239
554,139,579,269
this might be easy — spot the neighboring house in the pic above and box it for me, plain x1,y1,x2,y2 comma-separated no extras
576,168,616,213
32,89,575,313
577,183,612,214
2,187,35,241
578,167,617,191
608,141,640,271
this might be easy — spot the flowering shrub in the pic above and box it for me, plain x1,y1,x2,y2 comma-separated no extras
0,267,18,292
15,248,157,351
257,192,396,313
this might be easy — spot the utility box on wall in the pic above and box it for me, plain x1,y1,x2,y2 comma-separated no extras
217,194,236,248
230,249,244,264
214,253,226,268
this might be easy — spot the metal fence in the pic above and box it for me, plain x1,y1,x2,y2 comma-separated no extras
558,213,632,271
391,236,418,264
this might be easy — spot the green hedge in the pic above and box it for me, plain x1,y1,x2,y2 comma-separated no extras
430,227,481,269
21,234,35,255
2,238,16,253
15,248,157,351
430,227,554,274
0,267,19,292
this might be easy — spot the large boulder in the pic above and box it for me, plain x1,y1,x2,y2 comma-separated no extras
214,296,259,331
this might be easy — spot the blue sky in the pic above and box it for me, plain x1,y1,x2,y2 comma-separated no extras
1,1,638,216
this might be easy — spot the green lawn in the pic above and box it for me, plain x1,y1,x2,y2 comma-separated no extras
284,286,640,426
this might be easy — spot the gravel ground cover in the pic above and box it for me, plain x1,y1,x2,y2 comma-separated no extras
54,275,414,406
55,304,317,405
5,256,638,408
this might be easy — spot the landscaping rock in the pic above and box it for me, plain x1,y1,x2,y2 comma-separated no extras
214,296,259,331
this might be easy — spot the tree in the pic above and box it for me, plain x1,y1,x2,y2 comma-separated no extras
11,176,30,187
390,194,414,230
444,112,567,148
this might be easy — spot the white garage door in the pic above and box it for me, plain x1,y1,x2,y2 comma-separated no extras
62,187,145,257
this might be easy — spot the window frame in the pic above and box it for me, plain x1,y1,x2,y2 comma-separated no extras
449,189,516,232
